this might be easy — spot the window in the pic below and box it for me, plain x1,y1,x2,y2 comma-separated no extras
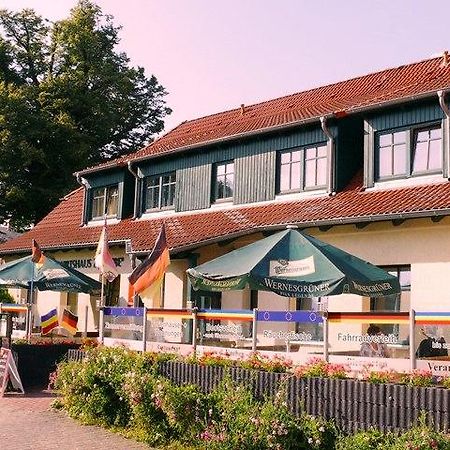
144,172,176,211
376,125,442,180
296,297,324,342
370,265,411,337
91,185,119,220
213,161,234,201
279,144,327,193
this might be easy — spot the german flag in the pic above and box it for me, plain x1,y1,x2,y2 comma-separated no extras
60,309,78,335
41,308,58,335
128,225,170,307
31,239,45,266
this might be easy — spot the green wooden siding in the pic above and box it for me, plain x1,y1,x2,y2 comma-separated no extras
138,126,327,175
138,125,328,212
367,101,444,131
84,170,124,188
235,151,276,204
175,164,212,212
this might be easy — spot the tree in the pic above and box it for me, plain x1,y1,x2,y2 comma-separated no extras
0,1,171,229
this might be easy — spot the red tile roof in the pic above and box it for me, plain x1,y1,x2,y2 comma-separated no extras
2,172,450,255
80,54,450,174
3,55,450,256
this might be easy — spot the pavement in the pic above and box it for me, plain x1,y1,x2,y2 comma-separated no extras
0,390,151,450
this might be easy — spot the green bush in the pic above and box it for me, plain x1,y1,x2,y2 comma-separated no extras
53,347,450,449
335,429,394,450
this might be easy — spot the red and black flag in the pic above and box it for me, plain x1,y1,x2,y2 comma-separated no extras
128,225,170,307
31,239,45,266
60,309,78,335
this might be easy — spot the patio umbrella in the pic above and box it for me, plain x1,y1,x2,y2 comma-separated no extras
187,228,400,298
0,255,101,294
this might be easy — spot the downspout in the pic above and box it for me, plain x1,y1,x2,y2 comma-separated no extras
437,90,450,179
76,174,89,226
127,161,139,219
320,116,336,195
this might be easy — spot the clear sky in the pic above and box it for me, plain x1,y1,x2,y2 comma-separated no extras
1,0,450,135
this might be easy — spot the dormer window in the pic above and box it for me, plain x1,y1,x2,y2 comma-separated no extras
91,185,119,220
376,124,442,181
278,144,327,193
144,172,176,211
213,161,234,201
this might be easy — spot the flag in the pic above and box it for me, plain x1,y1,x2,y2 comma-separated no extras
60,308,78,335
31,239,45,266
94,220,118,282
41,308,58,335
128,225,170,307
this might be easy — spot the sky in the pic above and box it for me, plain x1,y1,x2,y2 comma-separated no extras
1,0,450,135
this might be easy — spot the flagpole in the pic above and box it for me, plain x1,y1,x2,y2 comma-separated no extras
27,249,36,343
100,274,105,308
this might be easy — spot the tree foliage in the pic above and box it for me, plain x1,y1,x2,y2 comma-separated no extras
0,1,171,229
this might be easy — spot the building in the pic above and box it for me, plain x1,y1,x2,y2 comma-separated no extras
1,54,450,357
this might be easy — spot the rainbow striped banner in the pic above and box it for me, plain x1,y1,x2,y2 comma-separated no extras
415,312,450,325
0,303,27,314
196,309,254,322
328,311,409,324
146,308,193,320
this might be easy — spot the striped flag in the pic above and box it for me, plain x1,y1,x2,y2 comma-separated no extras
128,225,170,308
60,309,78,335
41,308,58,335
94,219,118,282
31,239,45,266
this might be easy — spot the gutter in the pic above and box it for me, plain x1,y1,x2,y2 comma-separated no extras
76,174,89,227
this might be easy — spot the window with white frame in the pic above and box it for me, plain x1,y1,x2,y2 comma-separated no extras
370,265,411,338
295,297,324,342
278,144,327,193
376,124,442,180
144,172,176,211
91,185,119,220
213,161,234,201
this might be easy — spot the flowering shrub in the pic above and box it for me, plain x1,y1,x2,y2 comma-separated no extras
185,351,234,367
400,369,435,387
13,336,79,345
52,346,450,449
237,352,293,373
293,358,348,379
363,369,402,385
301,414,337,450
204,378,304,450
335,429,393,450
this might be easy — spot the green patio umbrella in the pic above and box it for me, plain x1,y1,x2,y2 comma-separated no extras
0,255,101,294
187,228,400,298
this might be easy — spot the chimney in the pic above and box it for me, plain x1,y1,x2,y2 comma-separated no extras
441,50,450,67
240,104,246,115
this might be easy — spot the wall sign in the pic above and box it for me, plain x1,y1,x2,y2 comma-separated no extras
65,257,124,270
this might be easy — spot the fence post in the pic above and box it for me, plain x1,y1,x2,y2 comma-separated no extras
142,306,147,352
192,307,198,354
252,308,258,352
99,307,104,344
323,312,329,362
409,308,416,371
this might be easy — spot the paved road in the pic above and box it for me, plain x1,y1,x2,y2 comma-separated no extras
0,390,150,450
